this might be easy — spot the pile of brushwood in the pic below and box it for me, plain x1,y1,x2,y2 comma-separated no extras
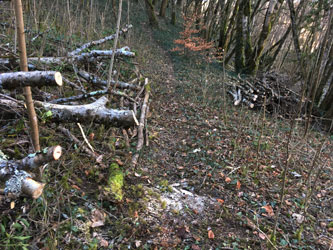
0,25,150,199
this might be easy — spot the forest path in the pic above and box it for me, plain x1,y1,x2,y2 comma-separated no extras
129,27,249,248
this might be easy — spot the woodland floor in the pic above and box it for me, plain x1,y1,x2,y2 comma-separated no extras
0,4,332,250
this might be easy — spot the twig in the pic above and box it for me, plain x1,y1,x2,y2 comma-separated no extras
58,126,104,165
77,123,95,153
131,78,150,168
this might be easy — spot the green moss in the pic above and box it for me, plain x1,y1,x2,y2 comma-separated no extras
129,184,145,198
161,200,167,209
105,163,124,201
159,179,173,192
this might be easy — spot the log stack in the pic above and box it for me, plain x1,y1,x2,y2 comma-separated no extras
228,72,301,116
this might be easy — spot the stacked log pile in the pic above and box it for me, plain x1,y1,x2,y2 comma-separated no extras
228,72,301,115
0,25,150,198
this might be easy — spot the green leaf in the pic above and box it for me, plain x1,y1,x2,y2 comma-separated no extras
12,222,23,230
0,223,5,234
12,235,31,240
20,218,30,228
45,110,53,117
280,239,288,246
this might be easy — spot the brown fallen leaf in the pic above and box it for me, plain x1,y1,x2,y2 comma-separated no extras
236,180,241,190
262,205,274,217
217,199,224,205
258,232,266,240
90,209,106,228
208,230,215,239
225,177,231,183
99,238,109,247
192,244,200,250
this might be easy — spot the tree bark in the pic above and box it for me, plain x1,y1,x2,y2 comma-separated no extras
35,96,136,127
13,0,40,151
0,71,62,90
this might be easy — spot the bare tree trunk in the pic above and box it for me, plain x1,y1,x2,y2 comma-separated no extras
144,0,159,28
170,0,176,25
13,0,40,151
245,0,277,75
159,0,169,17
234,0,245,73
106,0,123,91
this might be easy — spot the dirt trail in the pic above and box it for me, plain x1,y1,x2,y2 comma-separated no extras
128,29,250,248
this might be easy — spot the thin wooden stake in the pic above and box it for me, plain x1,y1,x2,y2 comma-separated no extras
13,0,40,151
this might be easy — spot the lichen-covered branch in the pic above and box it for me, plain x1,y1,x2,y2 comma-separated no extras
0,47,135,68
0,71,62,89
78,71,139,90
68,25,133,56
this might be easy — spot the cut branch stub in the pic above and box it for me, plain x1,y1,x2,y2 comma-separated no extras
36,96,135,127
18,145,62,169
0,71,62,89
21,177,45,199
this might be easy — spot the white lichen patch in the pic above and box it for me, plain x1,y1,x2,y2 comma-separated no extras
160,185,216,214
143,184,216,218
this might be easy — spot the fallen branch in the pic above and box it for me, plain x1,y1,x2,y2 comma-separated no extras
0,47,135,68
78,70,139,90
35,96,136,127
69,24,133,56
0,71,62,89
131,78,150,168
50,89,137,104
50,90,107,104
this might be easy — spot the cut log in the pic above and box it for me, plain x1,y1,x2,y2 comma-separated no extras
0,71,62,89
35,96,135,127
78,70,139,90
69,24,133,56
